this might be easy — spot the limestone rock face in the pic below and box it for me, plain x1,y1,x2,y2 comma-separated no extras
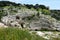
28,14,57,31
1,15,24,28
1,9,60,31
1,15,16,25
0,22,8,28
54,21,60,31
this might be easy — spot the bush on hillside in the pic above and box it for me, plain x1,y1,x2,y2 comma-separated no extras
42,9,50,15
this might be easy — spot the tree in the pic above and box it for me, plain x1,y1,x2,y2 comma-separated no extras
0,1,20,7
39,5,48,9
24,4,34,9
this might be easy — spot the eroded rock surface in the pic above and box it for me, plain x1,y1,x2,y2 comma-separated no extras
1,9,60,31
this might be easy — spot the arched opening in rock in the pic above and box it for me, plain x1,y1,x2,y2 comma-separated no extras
35,29,38,31
15,24,17,27
16,16,20,19
21,23,24,28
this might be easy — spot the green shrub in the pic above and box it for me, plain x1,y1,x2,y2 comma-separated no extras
0,10,4,21
42,9,50,15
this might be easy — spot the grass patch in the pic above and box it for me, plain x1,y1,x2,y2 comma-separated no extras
0,28,46,40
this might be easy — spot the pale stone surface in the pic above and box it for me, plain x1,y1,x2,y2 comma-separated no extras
34,31,60,40
1,9,60,31
0,22,8,28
